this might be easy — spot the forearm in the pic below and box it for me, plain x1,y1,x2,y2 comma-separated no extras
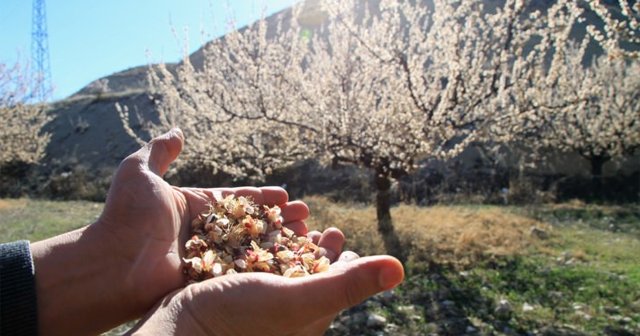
31,225,133,335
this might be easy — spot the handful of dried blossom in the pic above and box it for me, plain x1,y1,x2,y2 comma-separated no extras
183,195,330,282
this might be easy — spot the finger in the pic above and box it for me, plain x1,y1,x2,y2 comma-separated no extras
203,187,289,206
307,231,322,245
280,201,309,222
331,251,360,267
317,228,345,262
287,256,404,322
181,187,302,225
147,128,184,176
179,187,211,217
283,220,308,236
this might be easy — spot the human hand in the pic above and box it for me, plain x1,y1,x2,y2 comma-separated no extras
31,129,310,335
128,229,404,336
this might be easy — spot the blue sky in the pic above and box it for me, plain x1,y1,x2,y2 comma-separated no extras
0,0,298,101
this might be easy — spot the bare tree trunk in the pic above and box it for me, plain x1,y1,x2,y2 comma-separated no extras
589,155,608,201
374,171,407,264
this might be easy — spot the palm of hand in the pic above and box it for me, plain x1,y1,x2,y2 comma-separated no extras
96,134,192,314
95,130,306,319
181,273,341,336
130,252,408,336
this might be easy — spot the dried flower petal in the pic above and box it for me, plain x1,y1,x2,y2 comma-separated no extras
313,256,331,273
234,259,247,269
182,195,330,281
283,265,309,278
212,262,224,277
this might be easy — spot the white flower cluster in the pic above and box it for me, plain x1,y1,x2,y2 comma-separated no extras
0,62,50,165
585,0,640,59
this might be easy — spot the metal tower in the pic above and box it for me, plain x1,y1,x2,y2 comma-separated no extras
31,0,52,102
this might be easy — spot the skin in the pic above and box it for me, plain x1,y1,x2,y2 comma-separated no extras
128,252,403,336
30,129,404,335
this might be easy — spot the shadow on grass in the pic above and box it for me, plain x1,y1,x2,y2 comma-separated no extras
395,256,640,336
401,262,492,335
530,204,640,238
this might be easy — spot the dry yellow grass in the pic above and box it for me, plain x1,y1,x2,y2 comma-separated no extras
304,196,551,267
0,198,27,210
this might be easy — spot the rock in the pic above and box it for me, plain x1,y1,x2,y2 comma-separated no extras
549,291,564,301
495,299,512,320
398,305,422,321
603,325,636,336
540,325,583,336
339,315,351,324
530,227,549,239
426,323,439,333
397,304,417,312
384,323,400,334
378,289,396,303
327,321,348,334
366,313,387,328
604,306,621,314
442,300,456,307
352,312,367,325
366,300,382,310
522,303,535,312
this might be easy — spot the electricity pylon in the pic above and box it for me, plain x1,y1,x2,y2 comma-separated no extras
31,0,52,102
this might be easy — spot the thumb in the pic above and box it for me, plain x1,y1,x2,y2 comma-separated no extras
288,256,404,320
147,128,184,176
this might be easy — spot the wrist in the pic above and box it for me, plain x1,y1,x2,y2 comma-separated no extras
127,288,214,336
31,223,133,335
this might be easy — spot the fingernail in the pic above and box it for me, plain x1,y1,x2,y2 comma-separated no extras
171,127,184,139
378,266,402,290
338,251,358,263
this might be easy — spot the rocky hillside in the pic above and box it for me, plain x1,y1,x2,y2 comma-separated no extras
42,0,329,173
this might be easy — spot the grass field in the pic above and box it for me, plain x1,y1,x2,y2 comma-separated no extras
1,197,638,335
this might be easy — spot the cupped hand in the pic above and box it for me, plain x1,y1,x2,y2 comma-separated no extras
128,228,405,336
94,129,309,320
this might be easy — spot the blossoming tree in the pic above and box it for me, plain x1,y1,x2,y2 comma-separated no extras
0,61,50,167
128,0,615,259
488,1,640,198
128,8,315,181
304,0,572,258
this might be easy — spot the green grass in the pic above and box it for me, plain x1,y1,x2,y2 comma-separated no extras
0,198,103,243
456,257,639,333
2,198,639,335
0,199,135,335
326,201,640,335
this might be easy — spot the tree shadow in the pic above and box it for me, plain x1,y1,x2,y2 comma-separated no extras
377,216,409,265
403,262,486,335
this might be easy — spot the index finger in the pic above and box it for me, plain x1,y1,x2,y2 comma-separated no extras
203,186,289,206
